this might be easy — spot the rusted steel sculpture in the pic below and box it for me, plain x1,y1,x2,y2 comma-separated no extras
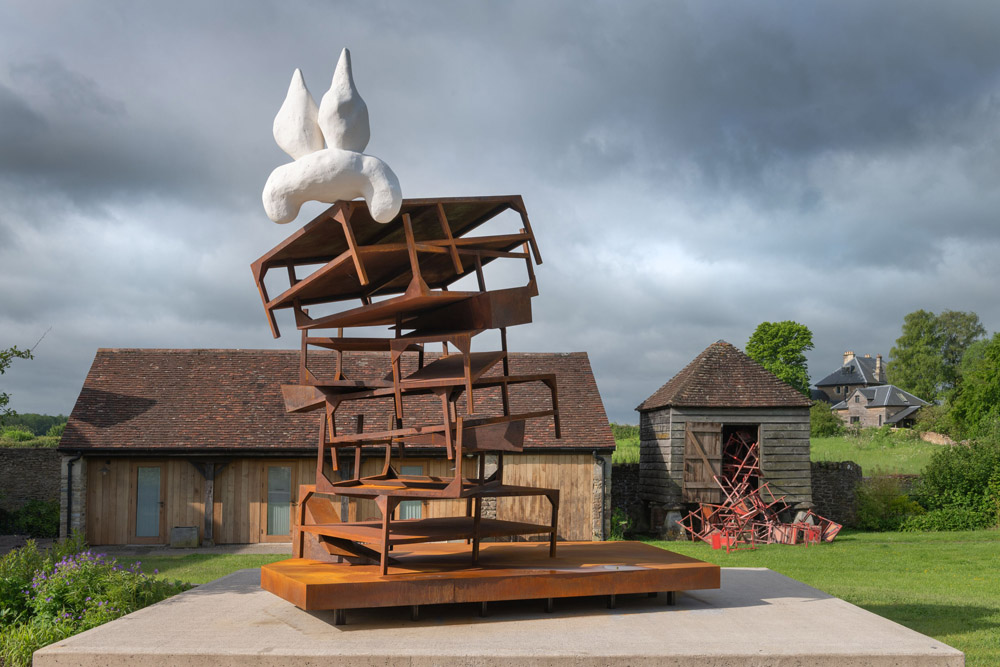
679,433,842,551
253,195,562,575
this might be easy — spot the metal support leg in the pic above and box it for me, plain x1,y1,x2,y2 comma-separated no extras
666,591,677,606
607,594,616,609
545,598,554,613
334,609,347,625
479,601,489,617
410,605,420,621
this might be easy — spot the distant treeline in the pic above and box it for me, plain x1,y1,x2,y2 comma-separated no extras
4,413,68,436
610,422,639,442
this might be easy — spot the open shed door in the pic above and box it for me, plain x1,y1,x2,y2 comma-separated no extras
683,421,722,503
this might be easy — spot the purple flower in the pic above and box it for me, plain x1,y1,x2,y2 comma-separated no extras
153,569,159,574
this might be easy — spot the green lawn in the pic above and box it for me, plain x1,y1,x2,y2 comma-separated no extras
612,423,944,473
648,529,1000,666
121,553,288,584
810,431,943,475
122,530,999,664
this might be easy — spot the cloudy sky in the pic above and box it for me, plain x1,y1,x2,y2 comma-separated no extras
2,1,1000,424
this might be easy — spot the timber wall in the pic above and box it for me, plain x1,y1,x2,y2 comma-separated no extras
639,406,812,511
79,452,602,545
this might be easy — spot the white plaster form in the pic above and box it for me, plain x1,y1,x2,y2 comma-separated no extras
263,48,401,224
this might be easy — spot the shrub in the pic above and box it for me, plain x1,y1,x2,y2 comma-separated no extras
854,473,924,531
913,403,957,437
911,437,1000,528
1,427,35,442
900,507,990,532
0,535,188,667
608,507,630,541
45,423,65,438
0,499,60,538
810,401,843,437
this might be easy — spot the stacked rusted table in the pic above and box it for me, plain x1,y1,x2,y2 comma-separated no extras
252,195,562,575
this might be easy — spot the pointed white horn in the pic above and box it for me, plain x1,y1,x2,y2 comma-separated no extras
273,69,324,160
318,48,371,152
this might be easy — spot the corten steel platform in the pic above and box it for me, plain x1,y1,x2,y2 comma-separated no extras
260,541,721,620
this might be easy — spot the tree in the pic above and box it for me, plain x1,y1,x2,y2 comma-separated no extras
0,345,33,427
810,401,843,437
951,333,1000,437
887,309,986,401
746,321,814,395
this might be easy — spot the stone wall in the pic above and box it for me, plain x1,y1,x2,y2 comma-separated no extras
59,455,87,538
810,461,862,526
611,463,644,533
0,448,61,512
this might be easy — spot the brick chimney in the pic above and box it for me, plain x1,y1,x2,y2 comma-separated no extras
876,354,885,383
843,350,855,365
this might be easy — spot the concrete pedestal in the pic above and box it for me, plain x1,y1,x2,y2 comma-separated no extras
34,567,963,666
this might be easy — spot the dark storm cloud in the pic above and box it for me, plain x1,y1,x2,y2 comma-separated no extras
3,0,1000,421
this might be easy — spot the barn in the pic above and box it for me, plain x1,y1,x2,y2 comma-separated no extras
636,340,813,536
58,348,614,545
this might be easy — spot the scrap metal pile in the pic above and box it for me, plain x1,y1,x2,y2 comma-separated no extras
679,432,841,551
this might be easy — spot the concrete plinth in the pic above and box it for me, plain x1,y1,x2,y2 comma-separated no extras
34,567,963,666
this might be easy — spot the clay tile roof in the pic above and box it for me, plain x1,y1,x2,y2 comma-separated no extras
636,340,812,411
59,349,614,453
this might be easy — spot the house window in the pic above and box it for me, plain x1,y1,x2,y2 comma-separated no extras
398,465,424,520
854,395,860,403
850,416,860,424
878,415,882,426
835,386,841,394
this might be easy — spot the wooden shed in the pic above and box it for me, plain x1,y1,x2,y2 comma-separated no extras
635,340,813,535
58,348,615,546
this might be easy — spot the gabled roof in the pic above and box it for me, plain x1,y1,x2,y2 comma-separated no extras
60,349,614,453
833,384,928,410
814,356,880,387
886,406,921,424
636,340,812,412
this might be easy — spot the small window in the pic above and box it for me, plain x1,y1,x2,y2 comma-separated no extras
835,386,841,394
854,395,860,403
878,415,883,426
398,465,424,520
850,416,860,424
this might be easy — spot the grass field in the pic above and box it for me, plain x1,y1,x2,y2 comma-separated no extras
121,530,999,664
649,529,1000,666
811,431,943,475
611,421,944,474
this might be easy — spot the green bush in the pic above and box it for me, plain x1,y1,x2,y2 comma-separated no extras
609,423,639,441
899,507,991,532
1,427,35,442
913,403,957,437
45,423,65,438
810,401,843,437
855,473,924,531
0,535,189,667
911,437,1000,528
0,500,60,538
608,507,630,541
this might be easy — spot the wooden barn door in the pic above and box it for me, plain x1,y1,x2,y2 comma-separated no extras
683,422,722,503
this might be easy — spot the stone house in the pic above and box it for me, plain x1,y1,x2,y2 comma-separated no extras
636,341,813,536
58,348,615,545
812,351,886,404
832,385,928,428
